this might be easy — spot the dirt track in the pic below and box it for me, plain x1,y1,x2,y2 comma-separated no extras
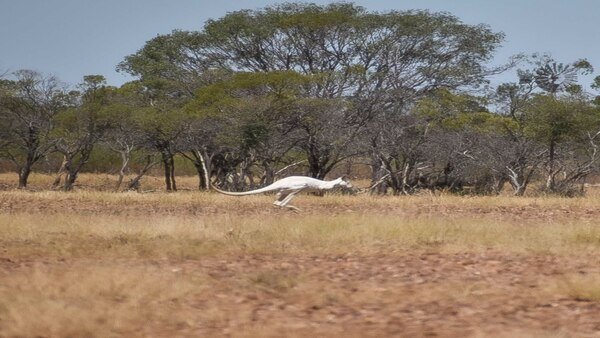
1,251,599,337
174,252,600,337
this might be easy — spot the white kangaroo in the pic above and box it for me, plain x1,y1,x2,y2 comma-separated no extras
211,176,353,211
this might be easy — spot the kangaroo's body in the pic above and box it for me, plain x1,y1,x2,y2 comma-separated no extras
211,176,352,211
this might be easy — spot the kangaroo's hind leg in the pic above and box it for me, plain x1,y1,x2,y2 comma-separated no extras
273,191,290,207
279,189,302,211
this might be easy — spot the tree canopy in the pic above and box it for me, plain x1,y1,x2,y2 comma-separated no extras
2,2,600,196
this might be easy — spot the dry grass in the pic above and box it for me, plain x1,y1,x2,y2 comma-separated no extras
1,211,599,260
0,263,204,337
0,172,203,191
1,173,600,336
555,274,600,302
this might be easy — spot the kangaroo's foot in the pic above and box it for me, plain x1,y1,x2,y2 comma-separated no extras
273,201,298,211
285,205,301,212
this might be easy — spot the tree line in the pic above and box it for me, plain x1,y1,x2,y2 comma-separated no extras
2,3,600,196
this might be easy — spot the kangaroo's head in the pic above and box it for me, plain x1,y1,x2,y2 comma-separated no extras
336,175,353,189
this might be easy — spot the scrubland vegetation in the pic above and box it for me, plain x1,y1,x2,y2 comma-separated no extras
3,3,600,198
2,2,600,336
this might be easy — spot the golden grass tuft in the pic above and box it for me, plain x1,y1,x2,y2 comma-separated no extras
0,262,205,337
556,274,600,302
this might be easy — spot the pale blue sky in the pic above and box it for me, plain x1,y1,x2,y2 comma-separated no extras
2,0,599,89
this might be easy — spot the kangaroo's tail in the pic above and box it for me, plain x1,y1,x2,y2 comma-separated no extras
210,183,276,196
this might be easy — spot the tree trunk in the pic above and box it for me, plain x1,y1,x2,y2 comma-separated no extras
169,154,177,191
546,138,556,190
401,162,413,195
18,165,32,189
306,145,331,180
378,156,402,195
196,166,207,190
507,167,533,197
161,151,177,191
162,151,172,191
63,170,77,191
183,149,211,191
62,156,76,191
308,157,321,179
18,128,40,188
370,156,388,195
385,158,403,195
114,151,130,192
261,166,274,186
307,154,328,195
52,155,68,189
514,184,526,196
390,174,402,195
61,145,94,192
195,150,210,191
127,155,159,191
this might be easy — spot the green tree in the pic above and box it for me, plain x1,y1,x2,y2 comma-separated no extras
523,94,600,194
53,75,116,191
186,71,307,189
517,56,594,191
100,83,152,191
117,30,222,99
118,31,215,191
484,82,545,196
371,89,491,195
121,3,505,182
203,4,505,179
0,70,69,188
